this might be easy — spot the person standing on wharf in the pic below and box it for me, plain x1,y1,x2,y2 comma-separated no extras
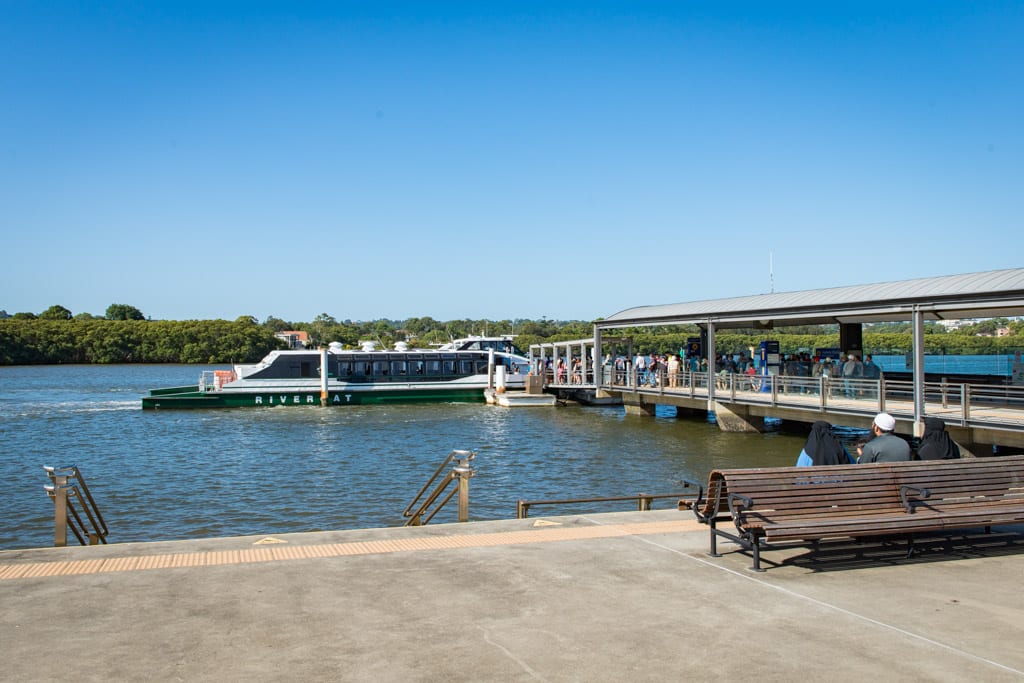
857,412,911,463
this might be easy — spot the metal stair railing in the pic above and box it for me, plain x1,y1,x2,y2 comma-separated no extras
403,449,476,526
44,465,109,547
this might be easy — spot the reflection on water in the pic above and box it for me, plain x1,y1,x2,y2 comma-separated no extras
1,365,808,551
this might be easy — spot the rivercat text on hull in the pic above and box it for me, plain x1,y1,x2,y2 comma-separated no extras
142,336,530,409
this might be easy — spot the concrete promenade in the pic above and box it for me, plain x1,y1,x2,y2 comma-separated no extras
2,510,1023,682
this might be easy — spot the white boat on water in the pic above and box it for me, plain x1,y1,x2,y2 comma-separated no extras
142,336,531,409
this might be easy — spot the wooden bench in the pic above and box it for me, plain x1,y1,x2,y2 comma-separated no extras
686,455,1024,571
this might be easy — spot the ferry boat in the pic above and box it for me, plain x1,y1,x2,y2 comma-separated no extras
142,336,531,409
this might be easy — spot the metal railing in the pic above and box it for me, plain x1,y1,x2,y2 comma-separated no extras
43,465,109,547
516,489,695,518
403,449,477,526
601,369,1024,433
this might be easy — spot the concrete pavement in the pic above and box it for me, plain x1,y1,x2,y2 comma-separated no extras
2,510,1023,682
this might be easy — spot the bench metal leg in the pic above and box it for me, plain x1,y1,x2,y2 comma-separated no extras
708,520,721,557
750,539,765,572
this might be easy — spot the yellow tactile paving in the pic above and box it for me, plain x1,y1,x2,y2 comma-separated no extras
0,518,702,582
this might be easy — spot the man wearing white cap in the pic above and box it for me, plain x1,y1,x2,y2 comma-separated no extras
857,412,911,463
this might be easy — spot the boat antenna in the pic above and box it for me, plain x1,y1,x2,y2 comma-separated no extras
769,250,775,294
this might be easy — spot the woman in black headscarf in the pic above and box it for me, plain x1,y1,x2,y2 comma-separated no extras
796,421,853,466
916,417,961,460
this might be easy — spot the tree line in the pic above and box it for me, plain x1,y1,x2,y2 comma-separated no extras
1,305,1021,365
0,317,281,365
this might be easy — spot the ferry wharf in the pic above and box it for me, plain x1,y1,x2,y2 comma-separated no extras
2,510,1023,681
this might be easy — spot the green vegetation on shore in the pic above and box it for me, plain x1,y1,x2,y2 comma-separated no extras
0,317,280,364
1,305,1021,365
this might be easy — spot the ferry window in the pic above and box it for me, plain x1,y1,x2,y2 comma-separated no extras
458,360,474,374
425,360,441,375
337,361,352,377
442,360,456,375
300,362,313,378
412,361,424,375
373,360,389,376
391,361,407,376
475,361,488,374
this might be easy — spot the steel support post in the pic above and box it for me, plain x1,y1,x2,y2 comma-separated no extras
912,306,926,436
706,320,716,411
53,473,68,547
452,452,476,523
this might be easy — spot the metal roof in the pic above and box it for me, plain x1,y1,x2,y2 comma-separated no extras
597,268,1024,330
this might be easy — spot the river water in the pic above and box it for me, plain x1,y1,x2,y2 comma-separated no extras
2,364,833,551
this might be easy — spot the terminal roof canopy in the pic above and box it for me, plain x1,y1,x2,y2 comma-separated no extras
597,268,1024,330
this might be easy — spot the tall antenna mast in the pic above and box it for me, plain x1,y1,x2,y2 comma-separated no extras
769,251,775,293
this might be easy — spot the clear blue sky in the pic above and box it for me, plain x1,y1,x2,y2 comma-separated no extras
2,2,1021,323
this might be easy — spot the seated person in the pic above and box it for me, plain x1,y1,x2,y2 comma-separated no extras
796,420,854,466
858,412,911,463
916,417,961,460
853,436,871,461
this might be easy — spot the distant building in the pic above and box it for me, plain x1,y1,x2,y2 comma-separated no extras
997,326,1011,337
274,330,309,349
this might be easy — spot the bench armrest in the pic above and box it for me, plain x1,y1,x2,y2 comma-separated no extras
900,485,931,514
681,479,707,520
727,492,754,533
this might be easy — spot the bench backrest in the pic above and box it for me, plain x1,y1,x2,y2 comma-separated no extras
712,463,903,523
888,455,1024,510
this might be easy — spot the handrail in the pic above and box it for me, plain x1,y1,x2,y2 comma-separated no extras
516,489,694,519
403,450,476,526
43,465,109,547
598,374,1024,433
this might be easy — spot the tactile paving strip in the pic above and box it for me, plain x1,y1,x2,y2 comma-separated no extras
0,519,702,581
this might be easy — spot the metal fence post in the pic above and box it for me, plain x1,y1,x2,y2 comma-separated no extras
453,452,476,523
53,472,68,547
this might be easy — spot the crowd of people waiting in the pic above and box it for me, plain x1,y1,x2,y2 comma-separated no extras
540,347,891,400
597,349,885,393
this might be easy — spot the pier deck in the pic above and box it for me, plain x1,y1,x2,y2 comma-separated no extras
2,510,1023,681
539,364,1024,449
